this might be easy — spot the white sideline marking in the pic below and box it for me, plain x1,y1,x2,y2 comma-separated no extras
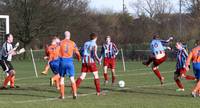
4,68,175,104
0,81,176,104
7,90,109,104
136,82,175,88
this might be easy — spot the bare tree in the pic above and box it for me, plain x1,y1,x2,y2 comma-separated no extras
0,0,89,49
131,0,173,18
183,0,200,18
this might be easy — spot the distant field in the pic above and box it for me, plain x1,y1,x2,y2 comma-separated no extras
0,60,199,108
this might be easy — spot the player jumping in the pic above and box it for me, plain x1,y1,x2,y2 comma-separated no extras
76,32,102,96
100,36,119,86
41,44,50,75
186,39,200,97
174,42,196,92
59,31,81,99
0,34,25,89
143,33,173,85
45,37,61,90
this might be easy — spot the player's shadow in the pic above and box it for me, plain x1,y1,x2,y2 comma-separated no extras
0,86,58,98
0,92,54,98
15,86,57,93
104,87,191,98
78,86,191,98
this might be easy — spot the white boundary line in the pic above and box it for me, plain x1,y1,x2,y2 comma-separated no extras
0,68,176,104
0,90,109,104
136,82,175,88
1,81,178,104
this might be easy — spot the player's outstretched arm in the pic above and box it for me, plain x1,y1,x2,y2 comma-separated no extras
160,36,173,45
74,44,81,61
186,51,193,71
7,42,20,55
94,45,101,65
163,46,172,50
166,36,173,42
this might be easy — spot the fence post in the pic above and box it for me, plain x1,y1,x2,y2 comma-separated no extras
121,48,126,72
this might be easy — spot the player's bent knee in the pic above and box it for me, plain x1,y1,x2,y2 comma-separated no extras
80,73,86,80
60,78,65,85
93,72,99,79
111,69,115,73
152,67,158,70
9,70,15,75
70,77,75,83
104,67,108,72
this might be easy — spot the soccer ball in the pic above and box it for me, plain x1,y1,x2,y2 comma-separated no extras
118,80,125,88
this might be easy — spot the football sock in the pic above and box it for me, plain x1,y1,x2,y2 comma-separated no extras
185,75,196,80
10,75,15,87
76,77,83,88
153,69,162,80
112,75,116,84
3,75,12,87
145,56,154,65
175,79,184,89
103,73,109,81
94,79,101,93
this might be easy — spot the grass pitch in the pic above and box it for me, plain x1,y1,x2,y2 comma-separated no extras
0,60,199,108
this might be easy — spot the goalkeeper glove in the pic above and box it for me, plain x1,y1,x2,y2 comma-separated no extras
16,48,25,55
13,42,20,50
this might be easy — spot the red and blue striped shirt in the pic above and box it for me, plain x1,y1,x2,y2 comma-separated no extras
176,48,188,69
101,42,119,59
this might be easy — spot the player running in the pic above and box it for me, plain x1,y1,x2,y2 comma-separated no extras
186,39,200,97
174,42,196,92
143,33,173,85
76,32,102,96
59,31,81,99
45,37,61,90
0,34,25,89
100,36,119,86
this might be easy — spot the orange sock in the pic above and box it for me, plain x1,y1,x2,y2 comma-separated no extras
60,84,65,97
71,83,77,96
10,76,15,87
3,75,12,87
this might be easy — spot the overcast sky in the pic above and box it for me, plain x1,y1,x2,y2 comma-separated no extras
89,0,181,14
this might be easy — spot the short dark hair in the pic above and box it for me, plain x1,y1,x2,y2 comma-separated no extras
90,32,97,40
195,39,200,46
5,33,12,40
153,32,159,39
